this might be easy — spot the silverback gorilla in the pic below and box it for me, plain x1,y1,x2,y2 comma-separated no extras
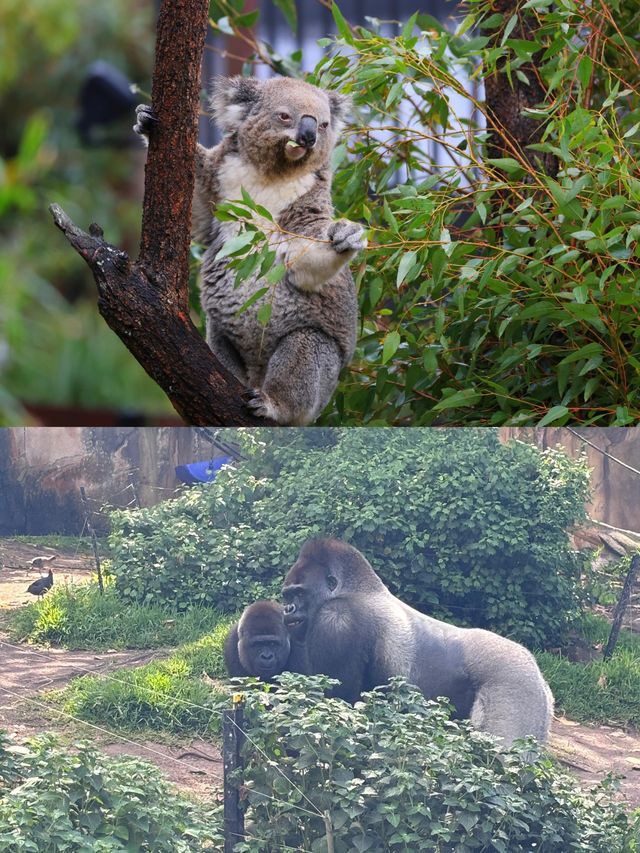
281,539,554,747
224,600,306,680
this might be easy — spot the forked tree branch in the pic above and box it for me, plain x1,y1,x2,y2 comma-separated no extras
50,0,272,425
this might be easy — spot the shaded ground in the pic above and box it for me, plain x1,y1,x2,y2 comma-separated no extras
0,634,222,797
0,539,94,608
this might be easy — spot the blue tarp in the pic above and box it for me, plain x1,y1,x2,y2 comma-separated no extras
175,456,233,484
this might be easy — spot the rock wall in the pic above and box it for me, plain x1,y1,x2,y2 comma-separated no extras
500,428,640,533
0,427,219,535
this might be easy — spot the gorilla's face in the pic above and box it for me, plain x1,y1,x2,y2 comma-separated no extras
238,633,290,678
237,602,291,679
281,547,341,640
282,539,384,639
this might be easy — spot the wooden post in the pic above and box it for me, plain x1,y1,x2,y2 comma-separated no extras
223,695,246,852
604,554,640,660
323,810,335,853
79,486,104,596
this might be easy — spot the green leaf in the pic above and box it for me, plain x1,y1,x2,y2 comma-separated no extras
265,263,286,284
256,303,272,326
397,251,418,287
235,287,269,315
486,158,523,174
331,3,353,43
272,0,297,32
538,405,569,426
501,14,518,45
215,230,256,260
570,230,596,241
382,330,401,364
577,56,592,90
432,388,482,410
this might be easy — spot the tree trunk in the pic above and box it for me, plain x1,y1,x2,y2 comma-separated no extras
50,0,273,426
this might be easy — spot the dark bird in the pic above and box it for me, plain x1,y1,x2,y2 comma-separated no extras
27,569,54,598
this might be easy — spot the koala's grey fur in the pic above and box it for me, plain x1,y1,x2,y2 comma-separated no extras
135,76,366,425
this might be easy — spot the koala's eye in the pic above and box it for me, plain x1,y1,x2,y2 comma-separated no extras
278,112,292,123
326,575,338,591
319,121,329,130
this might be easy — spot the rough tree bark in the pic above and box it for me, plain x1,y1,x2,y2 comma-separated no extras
50,0,273,426
483,0,558,178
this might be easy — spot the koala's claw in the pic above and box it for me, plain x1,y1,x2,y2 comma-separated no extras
328,220,367,255
244,388,278,422
133,104,158,140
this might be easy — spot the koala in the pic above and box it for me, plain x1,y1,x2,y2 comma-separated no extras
134,75,366,425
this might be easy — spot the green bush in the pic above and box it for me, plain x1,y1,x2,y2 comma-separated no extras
231,675,638,852
110,429,589,646
8,583,225,650
0,0,172,421
60,625,231,735
0,731,221,851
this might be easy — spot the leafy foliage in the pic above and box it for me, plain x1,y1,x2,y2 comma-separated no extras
60,623,231,734
0,0,172,422
109,430,589,646
8,583,225,651
231,675,639,852
210,0,640,425
0,732,220,851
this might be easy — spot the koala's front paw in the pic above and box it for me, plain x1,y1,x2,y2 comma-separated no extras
133,104,158,143
328,220,367,255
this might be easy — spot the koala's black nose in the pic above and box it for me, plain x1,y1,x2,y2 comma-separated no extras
296,115,317,149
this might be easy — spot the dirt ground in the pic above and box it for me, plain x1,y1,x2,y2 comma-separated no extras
0,539,94,608
0,634,223,797
0,539,223,796
0,537,638,807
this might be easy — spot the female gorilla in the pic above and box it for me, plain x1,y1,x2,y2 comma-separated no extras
281,539,553,747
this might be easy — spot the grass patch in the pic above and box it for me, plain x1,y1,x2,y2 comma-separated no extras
537,615,640,729
7,583,227,650
58,622,233,736
7,534,95,553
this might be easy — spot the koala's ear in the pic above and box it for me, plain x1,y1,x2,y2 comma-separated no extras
209,76,262,133
328,91,352,132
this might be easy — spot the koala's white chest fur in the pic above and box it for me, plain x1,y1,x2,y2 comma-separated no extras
219,154,316,222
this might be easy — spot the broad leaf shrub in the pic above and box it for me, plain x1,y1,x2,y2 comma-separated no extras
110,429,589,646
211,0,640,425
230,675,638,853
0,732,221,851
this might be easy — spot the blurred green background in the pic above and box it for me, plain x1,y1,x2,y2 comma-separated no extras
0,0,179,424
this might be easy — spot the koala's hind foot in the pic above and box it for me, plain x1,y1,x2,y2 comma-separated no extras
244,329,342,425
133,104,158,143
328,220,368,257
